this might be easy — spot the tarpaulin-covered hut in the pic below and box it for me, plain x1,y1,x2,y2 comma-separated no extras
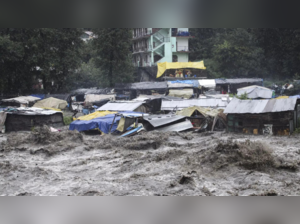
237,85,274,99
33,97,68,110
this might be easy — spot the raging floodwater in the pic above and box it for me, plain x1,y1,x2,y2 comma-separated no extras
1,126,300,196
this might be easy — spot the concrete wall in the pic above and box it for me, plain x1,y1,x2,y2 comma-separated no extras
176,38,189,51
173,53,189,62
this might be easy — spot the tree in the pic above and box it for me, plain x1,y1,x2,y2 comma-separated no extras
65,59,106,90
92,28,134,87
0,28,83,94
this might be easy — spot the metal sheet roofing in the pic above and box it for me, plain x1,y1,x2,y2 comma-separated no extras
224,98,298,114
115,82,168,90
215,78,263,85
97,102,144,111
156,120,193,132
161,99,229,110
143,114,186,127
7,107,62,116
2,96,41,104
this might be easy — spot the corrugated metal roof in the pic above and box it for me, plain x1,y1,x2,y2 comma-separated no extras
143,114,186,127
156,120,193,132
161,99,229,110
2,96,40,104
115,82,168,90
215,78,263,84
224,98,297,114
7,107,62,116
97,102,144,111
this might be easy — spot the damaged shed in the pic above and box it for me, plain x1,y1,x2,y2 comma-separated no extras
224,98,300,135
4,107,64,132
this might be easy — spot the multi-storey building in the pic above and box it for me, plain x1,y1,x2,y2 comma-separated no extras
132,28,191,67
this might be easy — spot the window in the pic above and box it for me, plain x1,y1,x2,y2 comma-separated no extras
172,55,178,62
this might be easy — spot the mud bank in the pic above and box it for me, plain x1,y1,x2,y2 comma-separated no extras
1,127,300,196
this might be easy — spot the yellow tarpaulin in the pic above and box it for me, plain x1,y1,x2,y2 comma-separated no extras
76,111,117,121
276,96,289,99
176,106,223,117
157,61,206,78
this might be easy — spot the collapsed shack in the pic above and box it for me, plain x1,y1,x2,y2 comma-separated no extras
142,114,193,132
224,98,300,135
176,106,227,131
3,107,64,132
69,112,145,134
215,78,264,94
1,96,41,107
114,82,168,100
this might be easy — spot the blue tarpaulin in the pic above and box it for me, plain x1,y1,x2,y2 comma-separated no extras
30,94,45,99
69,111,143,133
169,80,199,88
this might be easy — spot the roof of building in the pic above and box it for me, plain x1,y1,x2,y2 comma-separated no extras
215,78,263,85
115,82,168,90
70,88,113,95
161,99,229,110
6,107,62,116
224,98,298,114
2,96,41,104
97,102,145,111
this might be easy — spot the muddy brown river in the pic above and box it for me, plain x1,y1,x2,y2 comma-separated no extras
1,126,300,196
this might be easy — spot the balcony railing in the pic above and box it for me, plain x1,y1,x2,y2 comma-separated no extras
133,31,152,39
133,46,153,53
177,46,189,51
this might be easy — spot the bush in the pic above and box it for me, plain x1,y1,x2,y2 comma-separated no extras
63,116,73,126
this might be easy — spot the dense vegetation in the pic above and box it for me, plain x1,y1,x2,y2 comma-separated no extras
190,28,300,83
1,28,300,94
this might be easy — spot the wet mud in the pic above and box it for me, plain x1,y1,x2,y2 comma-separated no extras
1,127,300,196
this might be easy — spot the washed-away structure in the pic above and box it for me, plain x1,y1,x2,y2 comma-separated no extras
176,106,227,131
69,112,144,134
33,97,68,110
224,98,300,135
4,107,64,132
237,85,274,99
1,96,41,107
142,114,193,132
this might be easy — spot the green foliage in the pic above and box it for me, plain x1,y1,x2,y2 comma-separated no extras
190,28,300,81
229,93,248,100
63,116,73,126
0,28,83,94
91,28,134,87
65,59,107,91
